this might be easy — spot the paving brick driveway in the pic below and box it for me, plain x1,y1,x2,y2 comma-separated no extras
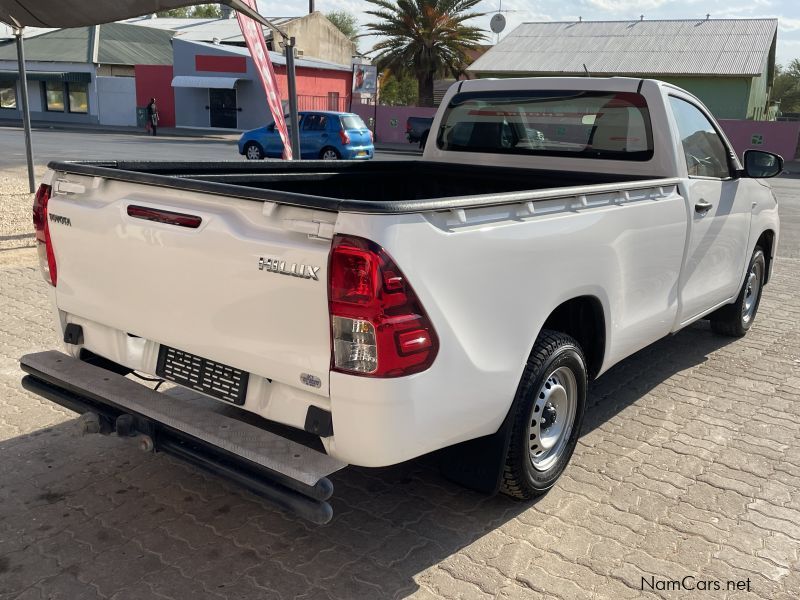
1,181,799,599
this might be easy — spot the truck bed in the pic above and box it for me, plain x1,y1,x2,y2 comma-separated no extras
49,160,677,214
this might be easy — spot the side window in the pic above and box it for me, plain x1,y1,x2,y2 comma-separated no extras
669,97,731,178
303,115,327,131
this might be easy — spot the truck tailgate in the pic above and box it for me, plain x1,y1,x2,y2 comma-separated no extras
47,176,334,396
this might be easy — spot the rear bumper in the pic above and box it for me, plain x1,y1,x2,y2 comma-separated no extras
20,350,346,524
342,146,374,159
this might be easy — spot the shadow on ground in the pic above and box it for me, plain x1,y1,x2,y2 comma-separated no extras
0,320,733,599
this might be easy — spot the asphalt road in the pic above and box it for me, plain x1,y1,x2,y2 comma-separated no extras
0,126,417,169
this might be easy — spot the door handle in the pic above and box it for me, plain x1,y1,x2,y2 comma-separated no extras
695,199,713,214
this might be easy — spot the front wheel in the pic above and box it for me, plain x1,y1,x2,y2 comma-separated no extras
710,247,766,337
320,147,340,160
501,330,587,500
244,142,264,160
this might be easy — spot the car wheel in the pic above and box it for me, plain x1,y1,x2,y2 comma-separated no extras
501,330,587,500
244,142,264,160
710,246,766,337
320,147,340,160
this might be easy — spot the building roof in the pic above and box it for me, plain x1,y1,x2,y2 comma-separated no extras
178,39,351,72
0,24,56,41
0,22,174,65
124,15,300,45
468,18,778,77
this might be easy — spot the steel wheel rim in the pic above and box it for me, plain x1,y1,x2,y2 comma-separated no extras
529,366,577,471
246,145,260,160
741,261,763,324
322,150,338,160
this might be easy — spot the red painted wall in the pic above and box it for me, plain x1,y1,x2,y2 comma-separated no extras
134,65,175,128
272,65,351,104
196,55,247,73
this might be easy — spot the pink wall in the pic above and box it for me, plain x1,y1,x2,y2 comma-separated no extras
351,103,437,144
719,120,800,161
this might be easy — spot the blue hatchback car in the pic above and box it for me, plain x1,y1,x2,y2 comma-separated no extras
238,111,374,160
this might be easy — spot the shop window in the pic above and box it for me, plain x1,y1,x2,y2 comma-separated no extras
44,81,65,111
42,81,89,113
68,82,88,113
0,82,16,109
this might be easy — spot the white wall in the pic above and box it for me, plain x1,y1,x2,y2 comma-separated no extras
96,76,136,126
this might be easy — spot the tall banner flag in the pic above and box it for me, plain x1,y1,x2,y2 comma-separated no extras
236,0,292,159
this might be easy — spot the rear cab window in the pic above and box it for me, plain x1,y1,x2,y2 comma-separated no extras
436,90,654,161
340,115,367,130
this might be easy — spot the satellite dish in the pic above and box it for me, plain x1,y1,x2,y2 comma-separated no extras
490,13,506,34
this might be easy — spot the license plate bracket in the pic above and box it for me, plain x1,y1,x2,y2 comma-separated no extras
156,345,248,405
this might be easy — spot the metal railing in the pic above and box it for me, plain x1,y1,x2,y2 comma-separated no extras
296,95,350,112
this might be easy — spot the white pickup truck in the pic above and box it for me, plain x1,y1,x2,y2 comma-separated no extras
21,77,781,523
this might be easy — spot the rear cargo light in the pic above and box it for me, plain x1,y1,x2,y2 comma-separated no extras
339,130,351,145
127,205,202,228
328,235,438,377
32,184,57,286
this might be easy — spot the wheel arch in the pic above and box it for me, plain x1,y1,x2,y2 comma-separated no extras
243,140,264,155
320,145,340,159
540,295,607,379
755,229,775,285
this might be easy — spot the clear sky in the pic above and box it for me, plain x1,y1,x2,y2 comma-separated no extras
259,0,799,67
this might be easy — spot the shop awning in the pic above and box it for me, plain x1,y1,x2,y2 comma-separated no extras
0,70,91,83
171,75,243,89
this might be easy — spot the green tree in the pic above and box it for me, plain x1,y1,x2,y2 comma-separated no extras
157,4,221,18
326,11,359,43
773,59,800,114
192,4,222,18
364,0,487,107
380,72,418,106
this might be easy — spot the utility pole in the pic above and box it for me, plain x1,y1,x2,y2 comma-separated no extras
284,36,301,159
15,27,35,192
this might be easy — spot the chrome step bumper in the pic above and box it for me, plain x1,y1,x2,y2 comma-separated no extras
20,350,346,524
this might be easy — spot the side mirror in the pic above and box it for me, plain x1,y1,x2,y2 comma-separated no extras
743,149,783,179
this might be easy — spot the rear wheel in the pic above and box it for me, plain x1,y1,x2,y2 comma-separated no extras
320,147,340,160
244,142,264,160
710,246,766,337
501,330,587,500
419,130,429,150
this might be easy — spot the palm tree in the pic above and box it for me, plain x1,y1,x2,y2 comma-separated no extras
364,0,487,107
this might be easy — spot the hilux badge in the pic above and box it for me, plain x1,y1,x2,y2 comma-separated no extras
259,257,320,281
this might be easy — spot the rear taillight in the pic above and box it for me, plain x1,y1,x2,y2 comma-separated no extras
32,184,57,286
368,129,374,143
328,235,438,377
339,129,351,145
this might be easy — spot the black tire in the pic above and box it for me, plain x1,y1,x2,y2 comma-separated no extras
501,330,587,500
710,247,766,337
419,130,429,150
244,142,264,160
320,147,340,160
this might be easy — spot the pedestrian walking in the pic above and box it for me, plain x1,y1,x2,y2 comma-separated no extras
146,98,159,136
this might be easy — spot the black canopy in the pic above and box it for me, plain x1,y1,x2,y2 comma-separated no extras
0,0,268,28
